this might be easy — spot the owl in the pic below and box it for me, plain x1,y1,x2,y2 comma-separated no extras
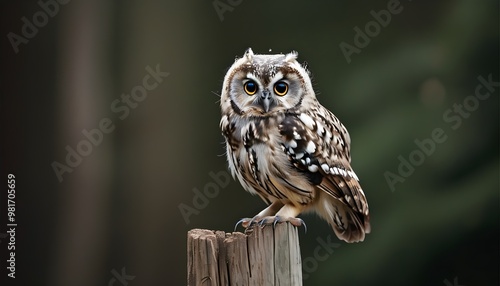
219,48,370,243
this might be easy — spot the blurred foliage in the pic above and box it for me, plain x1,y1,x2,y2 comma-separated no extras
1,0,498,285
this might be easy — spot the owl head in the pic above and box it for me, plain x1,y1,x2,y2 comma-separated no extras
221,48,316,117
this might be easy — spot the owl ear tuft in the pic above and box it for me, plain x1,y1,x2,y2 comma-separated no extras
244,48,254,63
285,51,298,62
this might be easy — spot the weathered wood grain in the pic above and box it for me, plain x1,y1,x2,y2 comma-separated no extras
187,223,302,286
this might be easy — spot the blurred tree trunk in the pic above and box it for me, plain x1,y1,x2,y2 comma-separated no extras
51,1,113,285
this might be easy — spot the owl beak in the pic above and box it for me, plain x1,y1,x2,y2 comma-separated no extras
260,90,273,112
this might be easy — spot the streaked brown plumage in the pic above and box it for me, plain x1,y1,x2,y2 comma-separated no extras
219,48,370,242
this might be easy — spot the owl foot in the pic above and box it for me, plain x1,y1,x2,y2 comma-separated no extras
234,217,259,231
258,216,307,232
233,217,261,234
234,216,306,234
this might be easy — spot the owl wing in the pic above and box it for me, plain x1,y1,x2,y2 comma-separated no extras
279,110,370,234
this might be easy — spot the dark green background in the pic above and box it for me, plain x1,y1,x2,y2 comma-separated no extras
1,0,498,285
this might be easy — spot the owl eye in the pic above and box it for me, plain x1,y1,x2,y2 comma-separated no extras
274,82,288,96
244,81,257,95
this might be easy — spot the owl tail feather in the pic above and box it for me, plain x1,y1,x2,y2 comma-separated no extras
332,205,370,243
316,192,371,243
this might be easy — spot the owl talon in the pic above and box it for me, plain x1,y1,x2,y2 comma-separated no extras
254,216,306,232
234,218,252,231
235,216,263,233
257,216,276,227
292,218,307,233
273,216,281,228
236,216,306,233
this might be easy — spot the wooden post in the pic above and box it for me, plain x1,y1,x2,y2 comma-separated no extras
187,222,302,286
